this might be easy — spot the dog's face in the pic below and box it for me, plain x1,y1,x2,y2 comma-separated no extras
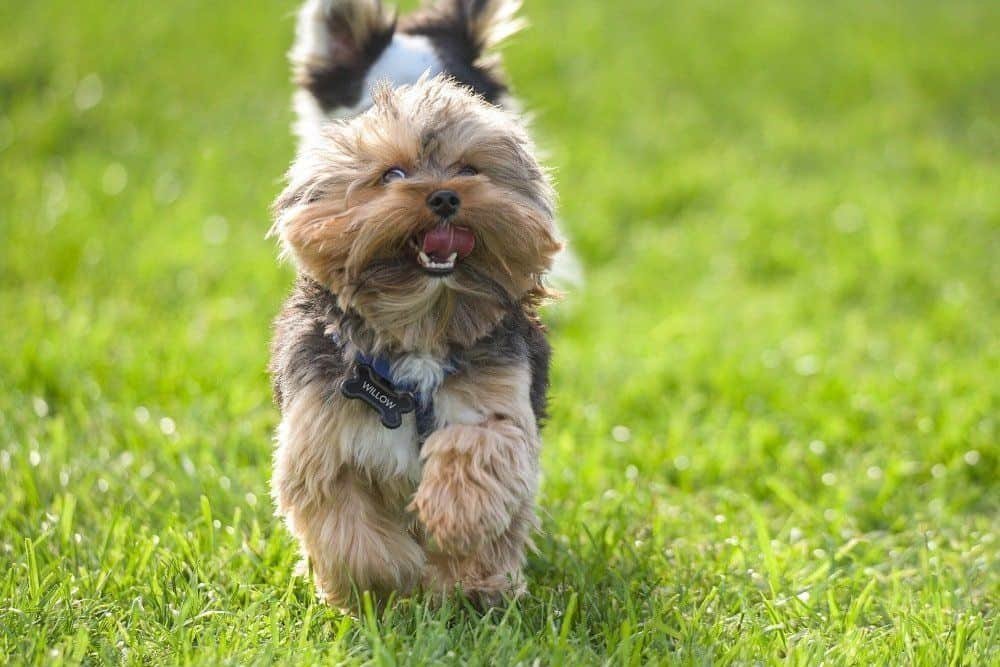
273,76,560,351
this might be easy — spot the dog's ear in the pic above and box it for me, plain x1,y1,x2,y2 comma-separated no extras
321,0,396,63
453,0,525,54
400,0,523,103
427,0,525,57
291,0,397,109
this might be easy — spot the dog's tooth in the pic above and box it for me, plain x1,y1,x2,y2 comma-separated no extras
447,252,457,263
418,251,430,266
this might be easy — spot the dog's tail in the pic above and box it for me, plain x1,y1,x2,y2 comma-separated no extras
290,0,524,142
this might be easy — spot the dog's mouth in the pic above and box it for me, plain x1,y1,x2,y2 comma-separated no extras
411,224,475,275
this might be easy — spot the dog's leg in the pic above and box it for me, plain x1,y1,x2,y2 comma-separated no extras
284,469,424,607
272,383,424,607
411,363,540,607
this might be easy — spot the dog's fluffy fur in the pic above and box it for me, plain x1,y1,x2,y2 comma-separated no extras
269,74,560,607
288,0,582,287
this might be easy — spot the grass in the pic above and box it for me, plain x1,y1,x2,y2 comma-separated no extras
1,0,997,663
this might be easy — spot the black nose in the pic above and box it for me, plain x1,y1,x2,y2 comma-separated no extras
426,189,460,217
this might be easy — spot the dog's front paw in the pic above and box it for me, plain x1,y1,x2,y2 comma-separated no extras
411,439,516,555
411,470,507,555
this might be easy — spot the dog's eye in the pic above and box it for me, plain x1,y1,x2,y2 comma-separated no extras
457,165,478,177
382,167,407,184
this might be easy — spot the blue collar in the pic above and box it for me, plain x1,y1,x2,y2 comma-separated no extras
355,350,400,390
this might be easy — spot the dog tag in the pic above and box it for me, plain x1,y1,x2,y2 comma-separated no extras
341,363,415,429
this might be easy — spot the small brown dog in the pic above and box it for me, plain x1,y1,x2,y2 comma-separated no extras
269,76,560,608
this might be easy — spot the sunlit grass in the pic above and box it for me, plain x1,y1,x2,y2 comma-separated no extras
1,0,997,663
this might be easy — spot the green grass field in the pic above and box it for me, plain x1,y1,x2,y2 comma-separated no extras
2,0,997,663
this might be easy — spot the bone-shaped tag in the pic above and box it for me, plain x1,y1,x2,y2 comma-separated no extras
341,363,415,429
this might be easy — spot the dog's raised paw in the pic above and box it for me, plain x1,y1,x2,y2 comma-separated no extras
410,461,513,556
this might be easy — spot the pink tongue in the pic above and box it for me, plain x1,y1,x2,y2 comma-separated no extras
421,225,475,261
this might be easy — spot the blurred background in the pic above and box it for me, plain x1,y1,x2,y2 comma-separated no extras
1,0,996,661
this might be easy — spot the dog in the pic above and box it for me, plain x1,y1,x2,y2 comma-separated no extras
268,72,560,608
288,0,581,286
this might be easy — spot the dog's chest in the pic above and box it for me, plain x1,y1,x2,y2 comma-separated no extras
338,353,450,481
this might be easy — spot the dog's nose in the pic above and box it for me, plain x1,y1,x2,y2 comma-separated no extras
426,189,460,217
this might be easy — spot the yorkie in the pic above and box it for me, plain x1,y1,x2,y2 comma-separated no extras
269,74,560,608
287,0,579,283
